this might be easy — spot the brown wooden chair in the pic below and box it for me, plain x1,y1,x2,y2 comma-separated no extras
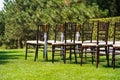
96,21,110,68
112,22,120,69
64,22,78,63
80,21,110,68
69,23,82,63
80,21,95,65
48,22,78,63
25,24,50,61
47,24,65,63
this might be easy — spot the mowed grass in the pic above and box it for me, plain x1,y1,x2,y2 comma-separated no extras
0,49,120,80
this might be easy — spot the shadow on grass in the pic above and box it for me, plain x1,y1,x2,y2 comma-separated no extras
103,61,120,69
40,59,60,63
0,50,24,65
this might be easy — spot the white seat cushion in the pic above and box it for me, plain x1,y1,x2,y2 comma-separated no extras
26,40,44,45
113,44,120,47
82,43,96,46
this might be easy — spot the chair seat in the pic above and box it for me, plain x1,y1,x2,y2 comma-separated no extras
108,41,120,46
84,40,97,43
114,50,120,55
47,40,64,45
113,44,120,48
65,40,82,45
26,40,45,45
47,40,55,43
74,41,82,45
47,40,82,45
82,41,109,47
107,41,113,46
82,42,96,47
98,42,107,46
84,40,105,43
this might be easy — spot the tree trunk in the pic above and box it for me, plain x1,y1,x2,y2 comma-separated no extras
16,40,18,48
19,38,23,48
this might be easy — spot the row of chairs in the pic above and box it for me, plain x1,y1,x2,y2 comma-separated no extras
25,21,120,69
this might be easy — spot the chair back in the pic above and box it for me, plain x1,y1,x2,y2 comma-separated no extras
97,21,109,45
76,24,81,41
53,24,64,43
81,22,94,43
64,22,76,43
113,22,120,44
36,24,50,42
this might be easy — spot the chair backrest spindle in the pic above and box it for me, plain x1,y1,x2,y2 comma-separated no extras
113,22,120,44
97,21,109,45
82,22,94,43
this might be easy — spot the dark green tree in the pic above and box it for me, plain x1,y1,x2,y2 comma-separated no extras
2,0,108,48
0,11,5,46
97,0,120,16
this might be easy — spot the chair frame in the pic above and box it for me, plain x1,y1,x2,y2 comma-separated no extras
64,22,77,63
25,24,50,61
80,21,110,68
112,22,120,69
47,24,65,63
80,21,95,65
96,21,110,68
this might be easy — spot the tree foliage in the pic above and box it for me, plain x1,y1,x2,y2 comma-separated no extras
97,0,120,16
0,0,109,48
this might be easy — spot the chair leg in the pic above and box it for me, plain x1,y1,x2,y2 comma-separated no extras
85,48,87,60
80,47,83,66
113,54,115,69
74,45,77,63
91,48,94,64
34,45,38,61
25,44,28,60
105,46,109,66
36,45,38,59
63,45,66,64
112,48,115,69
96,46,99,68
52,46,55,63
92,53,94,64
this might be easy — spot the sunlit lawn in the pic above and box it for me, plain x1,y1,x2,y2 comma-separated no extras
0,49,120,80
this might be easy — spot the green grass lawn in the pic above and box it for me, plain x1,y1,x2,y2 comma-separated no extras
0,49,120,80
